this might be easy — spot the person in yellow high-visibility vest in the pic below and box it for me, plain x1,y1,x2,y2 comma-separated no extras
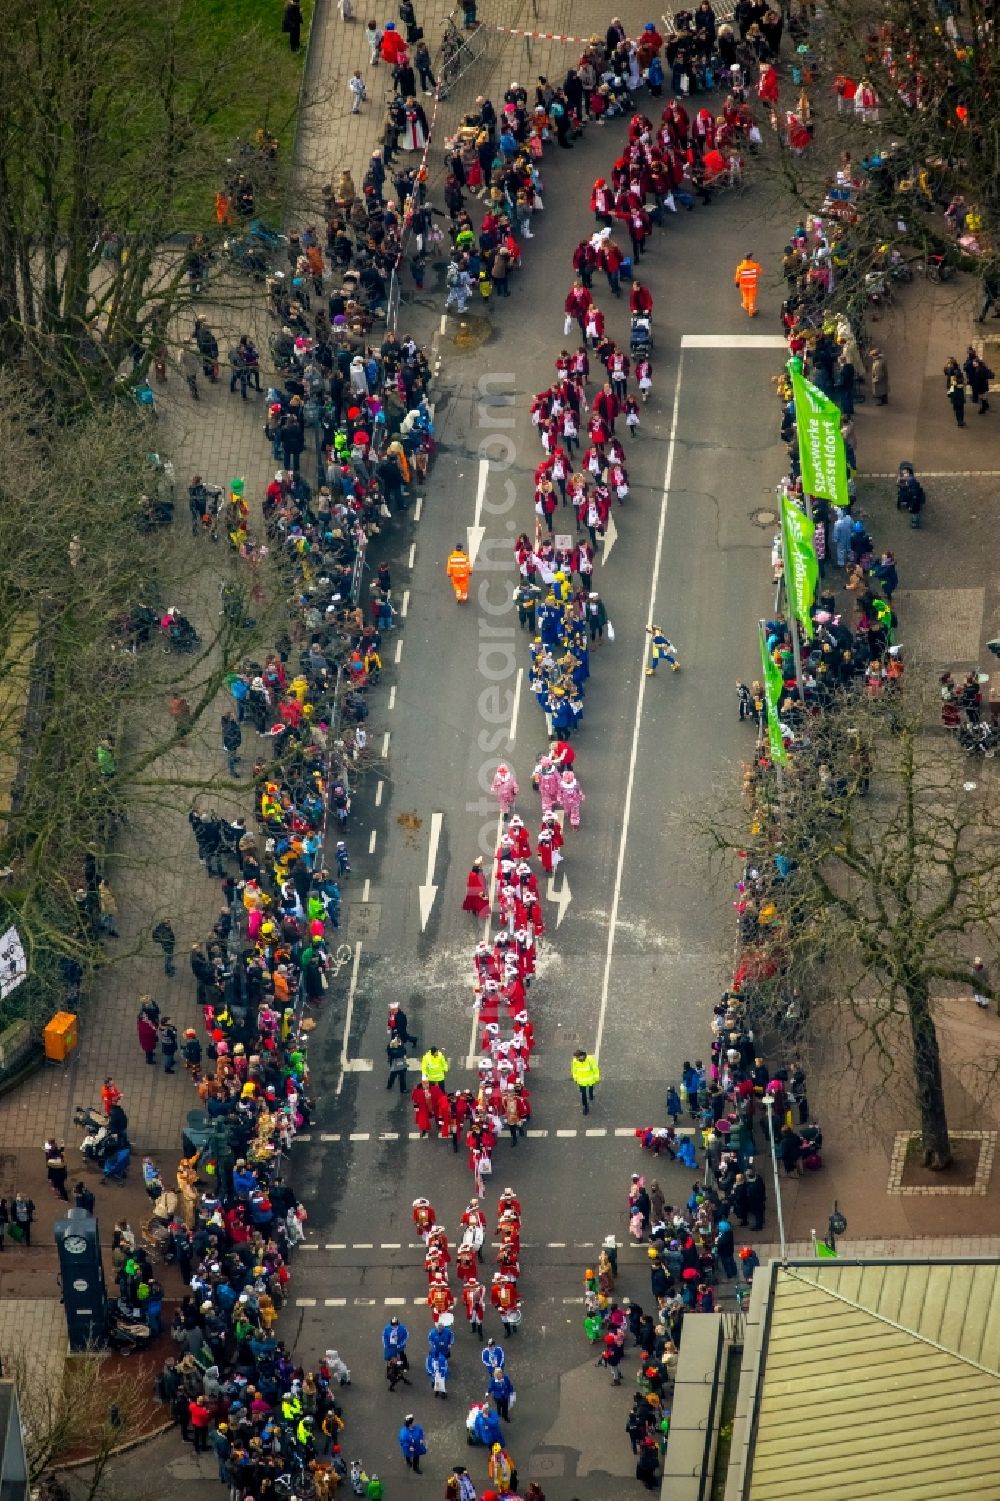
733,252,762,317
446,542,471,601
571,1049,601,1115
420,1046,449,1084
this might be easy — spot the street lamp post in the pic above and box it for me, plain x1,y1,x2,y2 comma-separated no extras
826,1201,848,1254
761,1092,788,1265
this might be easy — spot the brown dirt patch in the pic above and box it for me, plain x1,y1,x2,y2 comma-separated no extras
899,1134,982,1189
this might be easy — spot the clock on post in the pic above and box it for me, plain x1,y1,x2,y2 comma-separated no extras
54,1207,108,1349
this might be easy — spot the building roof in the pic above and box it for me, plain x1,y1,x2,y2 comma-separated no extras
750,1259,1000,1501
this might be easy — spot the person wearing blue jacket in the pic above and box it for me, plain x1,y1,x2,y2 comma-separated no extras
426,1350,449,1397
428,1322,454,1360
398,1415,426,1471
481,1337,505,1373
383,1316,409,1363
472,1404,504,1449
486,1366,515,1421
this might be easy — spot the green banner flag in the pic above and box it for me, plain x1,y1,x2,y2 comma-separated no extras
781,493,819,640
758,621,788,765
788,360,849,507
815,1240,839,1259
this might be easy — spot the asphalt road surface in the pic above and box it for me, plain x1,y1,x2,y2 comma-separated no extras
140,117,791,1501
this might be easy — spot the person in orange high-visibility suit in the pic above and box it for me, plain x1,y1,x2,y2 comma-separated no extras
446,542,471,601
734,252,762,317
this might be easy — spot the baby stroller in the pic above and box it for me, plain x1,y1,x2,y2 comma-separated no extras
629,314,653,356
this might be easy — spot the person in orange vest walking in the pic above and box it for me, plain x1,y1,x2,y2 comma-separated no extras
446,542,472,602
733,252,763,317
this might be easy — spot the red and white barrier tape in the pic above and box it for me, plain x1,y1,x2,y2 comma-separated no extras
490,24,595,41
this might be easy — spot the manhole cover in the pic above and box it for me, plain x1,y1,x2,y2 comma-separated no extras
750,507,779,527
451,315,493,350
347,903,382,940
527,1454,566,1478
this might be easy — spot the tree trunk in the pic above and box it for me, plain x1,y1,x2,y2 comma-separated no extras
905,978,952,1169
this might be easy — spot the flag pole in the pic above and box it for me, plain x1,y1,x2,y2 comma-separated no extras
779,513,808,706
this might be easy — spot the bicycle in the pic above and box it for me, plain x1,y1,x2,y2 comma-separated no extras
440,19,466,85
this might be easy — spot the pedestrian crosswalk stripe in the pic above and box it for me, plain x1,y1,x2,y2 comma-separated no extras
304,1124,694,1149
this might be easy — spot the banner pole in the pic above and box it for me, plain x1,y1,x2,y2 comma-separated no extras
779,522,808,706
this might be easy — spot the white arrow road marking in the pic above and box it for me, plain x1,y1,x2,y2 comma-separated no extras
335,942,364,1095
547,871,572,928
468,457,488,565
418,811,443,929
508,666,522,743
601,510,619,561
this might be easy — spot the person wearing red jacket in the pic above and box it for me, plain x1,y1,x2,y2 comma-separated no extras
590,178,614,221
428,1277,455,1322
412,1197,437,1236
137,1012,159,1065
188,1396,212,1452
412,1079,443,1137
490,1272,521,1334
584,304,605,346
380,21,408,65
593,383,620,429
608,347,630,400
628,205,652,260
564,279,592,333
599,238,625,297
630,281,654,316
572,239,597,287
463,1279,486,1339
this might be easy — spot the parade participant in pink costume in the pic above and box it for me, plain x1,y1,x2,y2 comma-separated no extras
558,768,585,828
533,755,561,812
491,762,519,817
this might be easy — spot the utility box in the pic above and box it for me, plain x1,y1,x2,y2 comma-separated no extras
43,1010,78,1062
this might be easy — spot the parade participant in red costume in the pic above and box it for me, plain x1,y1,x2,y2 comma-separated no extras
412,1078,444,1138
462,857,490,918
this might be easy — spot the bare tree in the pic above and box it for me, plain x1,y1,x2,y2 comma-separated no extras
695,684,1000,1168
2,1340,158,1495
765,0,1000,302
0,375,287,1028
